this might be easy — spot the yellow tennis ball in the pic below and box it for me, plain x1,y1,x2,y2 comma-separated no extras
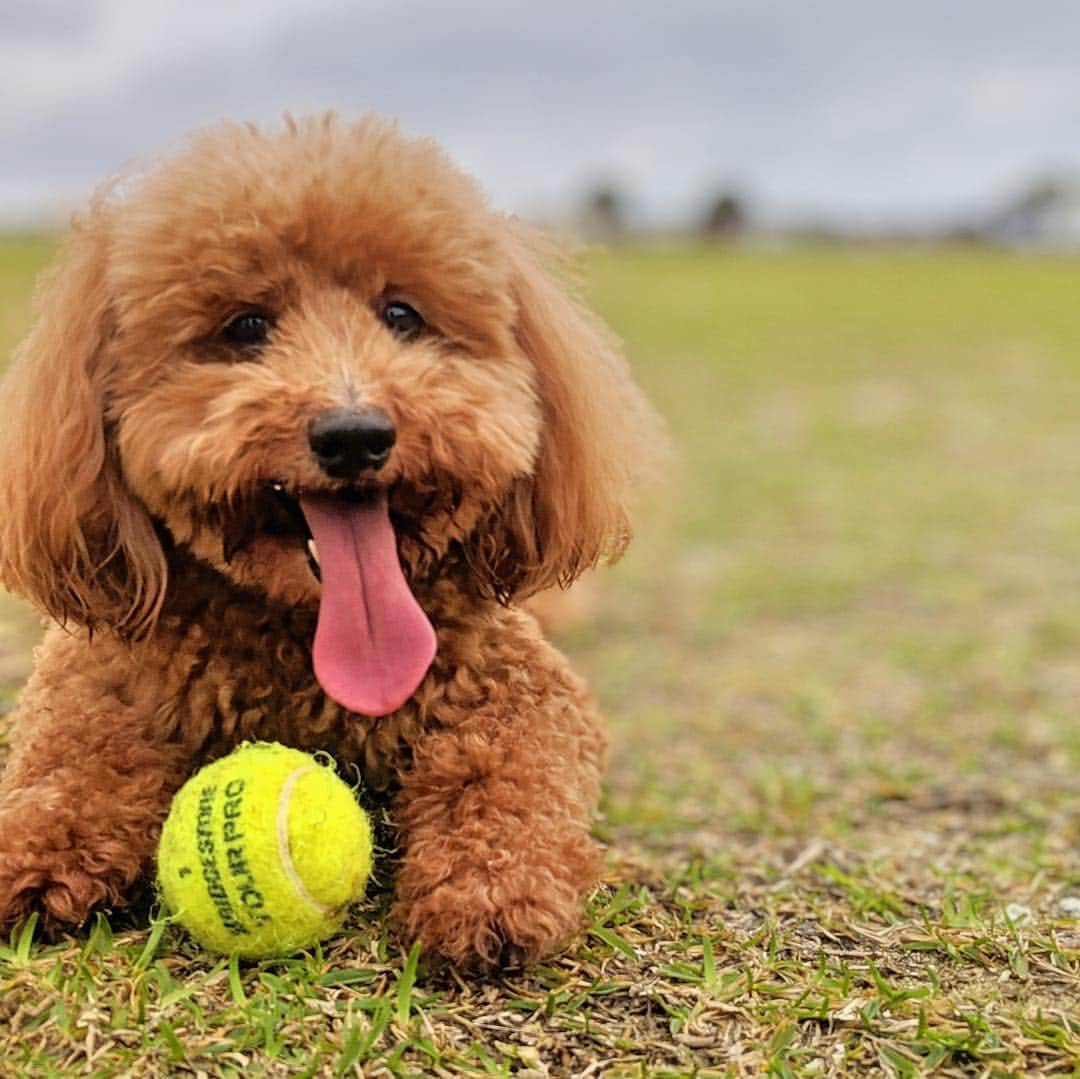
156,742,372,957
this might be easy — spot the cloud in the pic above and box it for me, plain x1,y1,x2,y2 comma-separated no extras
2,0,1080,225
3,0,98,42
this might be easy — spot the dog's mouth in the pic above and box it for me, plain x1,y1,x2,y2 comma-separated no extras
222,481,437,717
221,481,323,575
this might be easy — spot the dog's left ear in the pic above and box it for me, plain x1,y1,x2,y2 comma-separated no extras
471,225,664,601
0,204,167,635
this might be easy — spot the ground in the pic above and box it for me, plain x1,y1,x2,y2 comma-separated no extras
1,237,1079,1076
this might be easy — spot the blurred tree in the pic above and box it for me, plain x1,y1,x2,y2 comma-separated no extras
983,174,1080,248
701,190,747,239
582,183,625,239
1010,177,1070,215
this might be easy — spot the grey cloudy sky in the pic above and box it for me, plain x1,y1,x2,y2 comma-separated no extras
2,0,1079,227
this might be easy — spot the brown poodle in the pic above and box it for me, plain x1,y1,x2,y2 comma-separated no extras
0,113,658,967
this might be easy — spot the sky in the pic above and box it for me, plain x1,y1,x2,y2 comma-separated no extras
3,0,1080,229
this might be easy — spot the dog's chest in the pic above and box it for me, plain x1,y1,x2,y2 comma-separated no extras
145,593,416,787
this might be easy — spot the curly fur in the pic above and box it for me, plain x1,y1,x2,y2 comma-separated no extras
0,113,658,967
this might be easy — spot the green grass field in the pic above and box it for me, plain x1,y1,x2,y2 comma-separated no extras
2,238,1080,1075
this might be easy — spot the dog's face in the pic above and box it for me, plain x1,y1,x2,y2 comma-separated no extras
106,120,539,615
0,115,655,707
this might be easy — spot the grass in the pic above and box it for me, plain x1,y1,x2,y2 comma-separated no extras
2,236,1080,1075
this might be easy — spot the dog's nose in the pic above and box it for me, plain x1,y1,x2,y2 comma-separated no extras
308,408,396,478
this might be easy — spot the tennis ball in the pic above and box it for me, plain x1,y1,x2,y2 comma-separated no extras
157,742,372,957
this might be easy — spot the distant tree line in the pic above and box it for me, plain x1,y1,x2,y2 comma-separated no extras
578,172,1080,249
580,182,749,241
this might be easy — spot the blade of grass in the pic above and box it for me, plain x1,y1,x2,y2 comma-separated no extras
396,940,422,1025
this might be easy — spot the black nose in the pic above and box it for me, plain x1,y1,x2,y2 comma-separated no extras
308,408,396,478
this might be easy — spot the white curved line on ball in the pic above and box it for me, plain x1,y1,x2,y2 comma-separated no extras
278,766,334,916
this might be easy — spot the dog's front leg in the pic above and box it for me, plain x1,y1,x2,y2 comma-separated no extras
391,627,608,968
0,634,188,932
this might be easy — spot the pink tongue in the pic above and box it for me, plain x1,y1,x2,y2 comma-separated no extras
300,492,436,716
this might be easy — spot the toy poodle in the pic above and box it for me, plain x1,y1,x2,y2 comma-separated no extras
0,113,658,967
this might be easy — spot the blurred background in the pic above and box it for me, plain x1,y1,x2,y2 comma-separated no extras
2,4,1080,1062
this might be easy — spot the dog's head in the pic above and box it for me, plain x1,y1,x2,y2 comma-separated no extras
0,114,658,710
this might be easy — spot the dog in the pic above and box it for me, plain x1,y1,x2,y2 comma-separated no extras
0,113,659,967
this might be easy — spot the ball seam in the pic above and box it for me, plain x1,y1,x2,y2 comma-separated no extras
277,765,335,917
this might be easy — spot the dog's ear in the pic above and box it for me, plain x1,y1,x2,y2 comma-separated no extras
471,226,663,601
0,207,166,634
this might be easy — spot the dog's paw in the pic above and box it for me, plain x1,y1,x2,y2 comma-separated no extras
0,805,142,933
0,862,117,933
397,877,583,970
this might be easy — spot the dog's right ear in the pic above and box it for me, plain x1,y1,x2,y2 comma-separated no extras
0,206,166,634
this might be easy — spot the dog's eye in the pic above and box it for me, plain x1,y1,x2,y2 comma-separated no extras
221,310,274,348
381,300,425,341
